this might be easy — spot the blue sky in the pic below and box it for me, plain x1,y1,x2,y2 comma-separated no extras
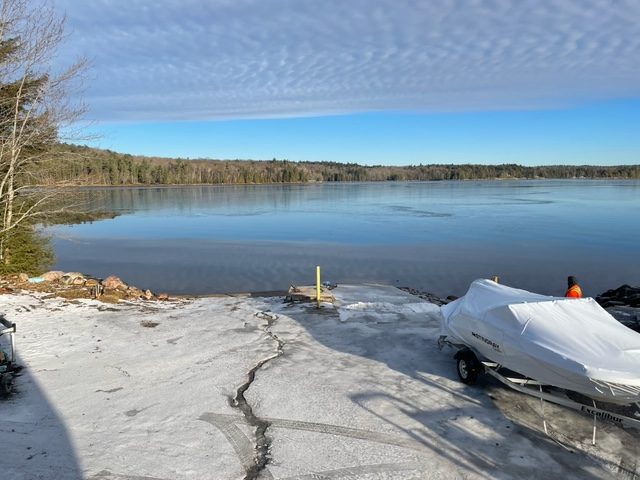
54,0,640,166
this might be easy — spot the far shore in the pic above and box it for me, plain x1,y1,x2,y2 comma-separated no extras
52,177,640,190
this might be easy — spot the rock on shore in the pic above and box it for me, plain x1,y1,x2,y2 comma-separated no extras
596,284,640,332
0,271,167,303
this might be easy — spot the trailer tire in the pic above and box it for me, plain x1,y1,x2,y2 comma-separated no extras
456,353,480,384
0,374,12,396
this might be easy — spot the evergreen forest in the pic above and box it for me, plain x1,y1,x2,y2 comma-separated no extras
49,144,640,186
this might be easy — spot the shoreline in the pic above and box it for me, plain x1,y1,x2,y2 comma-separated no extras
2,266,453,302
3,270,638,310
51,177,640,190
0,272,333,302
0,274,446,304
5,270,638,332
7,275,638,335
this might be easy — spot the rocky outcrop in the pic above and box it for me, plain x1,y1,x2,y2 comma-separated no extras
61,272,85,286
0,271,169,303
596,285,640,332
102,275,127,290
400,287,450,306
41,271,64,282
596,285,640,308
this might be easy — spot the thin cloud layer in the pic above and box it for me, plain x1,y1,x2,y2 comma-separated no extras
54,0,640,121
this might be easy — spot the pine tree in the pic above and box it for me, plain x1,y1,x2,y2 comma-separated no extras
0,0,85,266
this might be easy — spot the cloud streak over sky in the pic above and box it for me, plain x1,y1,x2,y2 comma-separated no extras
55,0,640,122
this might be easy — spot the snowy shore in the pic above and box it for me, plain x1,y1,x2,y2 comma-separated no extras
1,285,638,479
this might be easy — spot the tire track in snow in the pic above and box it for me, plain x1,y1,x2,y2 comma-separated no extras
278,462,429,479
200,413,256,472
200,413,433,479
87,470,169,480
200,413,429,454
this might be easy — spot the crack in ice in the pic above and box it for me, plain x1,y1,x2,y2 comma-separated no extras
230,311,283,480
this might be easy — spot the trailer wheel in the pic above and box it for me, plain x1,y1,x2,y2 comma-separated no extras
0,374,12,396
456,353,480,384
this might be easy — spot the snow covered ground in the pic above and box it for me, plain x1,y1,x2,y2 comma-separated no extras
0,284,638,479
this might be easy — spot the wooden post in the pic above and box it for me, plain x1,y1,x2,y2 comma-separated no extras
316,266,321,309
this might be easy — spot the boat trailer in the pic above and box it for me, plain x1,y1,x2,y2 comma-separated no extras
0,314,17,396
438,335,640,444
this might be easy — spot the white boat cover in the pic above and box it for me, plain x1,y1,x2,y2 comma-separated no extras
441,279,640,403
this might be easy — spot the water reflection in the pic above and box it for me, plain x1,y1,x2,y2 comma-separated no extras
49,180,640,297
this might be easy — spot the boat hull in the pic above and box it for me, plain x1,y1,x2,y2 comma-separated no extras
441,279,640,406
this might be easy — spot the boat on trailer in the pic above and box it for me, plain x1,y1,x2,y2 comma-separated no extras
438,279,640,431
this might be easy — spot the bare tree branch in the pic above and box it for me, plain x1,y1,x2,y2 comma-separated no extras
0,0,86,263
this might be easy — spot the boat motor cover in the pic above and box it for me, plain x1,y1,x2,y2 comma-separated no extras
441,279,640,387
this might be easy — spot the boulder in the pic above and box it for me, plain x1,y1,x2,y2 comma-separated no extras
143,289,154,300
627,294,640,308
100,288,128,303
17,273,29,283
102,275,127,290
127,286,143,298
41,271,64,282
596,284,640,309
62,272,85,285
158,293,169,301
601,300,627,308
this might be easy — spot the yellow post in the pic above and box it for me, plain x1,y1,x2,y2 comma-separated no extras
316,265,321,309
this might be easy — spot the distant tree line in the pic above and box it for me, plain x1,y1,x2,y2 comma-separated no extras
44,144,640,186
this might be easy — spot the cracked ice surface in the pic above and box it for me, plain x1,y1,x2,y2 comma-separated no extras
0,285,638,479
0,293,276,480
254,285,639,479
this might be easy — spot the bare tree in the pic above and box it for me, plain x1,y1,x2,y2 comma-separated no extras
0,0,85,265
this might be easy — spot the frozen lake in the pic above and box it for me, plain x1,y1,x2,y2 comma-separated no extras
47,180,640,297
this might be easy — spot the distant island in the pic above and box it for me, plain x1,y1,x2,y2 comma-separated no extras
49,144,640,186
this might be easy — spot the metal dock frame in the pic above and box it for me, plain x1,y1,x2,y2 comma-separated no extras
481,361,640,435
0,314,16,365
438,335,640,443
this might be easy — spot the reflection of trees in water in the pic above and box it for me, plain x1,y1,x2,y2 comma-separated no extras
74,183,466,217
86,185,340,213
47,181,640,297
0,189,121,275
